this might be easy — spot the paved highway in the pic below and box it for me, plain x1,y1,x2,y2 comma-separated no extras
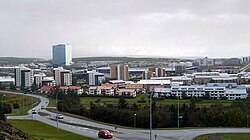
4,90,250,140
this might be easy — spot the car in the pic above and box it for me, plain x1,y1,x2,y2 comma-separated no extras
41,105,45,109
56,114,64,119
98,130,113,139
31,110,37,114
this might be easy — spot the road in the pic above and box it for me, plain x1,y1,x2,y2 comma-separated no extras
3,90,250,140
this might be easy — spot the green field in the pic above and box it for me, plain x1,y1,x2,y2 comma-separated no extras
195,133,250,140
7,120,93,140
47,96,57,107
0,92,40,116
80,94,233,107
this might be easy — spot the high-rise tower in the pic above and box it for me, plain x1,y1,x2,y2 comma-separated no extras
52,44,72,67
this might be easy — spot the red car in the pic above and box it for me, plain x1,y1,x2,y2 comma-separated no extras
98,130,113,139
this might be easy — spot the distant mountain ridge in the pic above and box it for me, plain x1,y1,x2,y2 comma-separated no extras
73,56,180,63
0,57,48,65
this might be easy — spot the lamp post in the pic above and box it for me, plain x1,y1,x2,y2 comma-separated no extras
22,94,24,113
178,95,180,128
150,89,153,140
56,90,60,130
134,113,137,128
1,95,5,111
247,115,249,128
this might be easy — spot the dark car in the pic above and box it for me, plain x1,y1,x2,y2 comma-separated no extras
98,130,113,139
41,105,45,109
31,110,37,114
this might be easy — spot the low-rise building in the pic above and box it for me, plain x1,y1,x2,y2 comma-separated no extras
117,89,136,97
59,86,83,95
154,83,247,100
88,86,116,96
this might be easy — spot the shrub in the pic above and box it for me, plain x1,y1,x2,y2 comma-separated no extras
13,103,20,109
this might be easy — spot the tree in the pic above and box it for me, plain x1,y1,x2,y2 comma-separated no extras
131,103,138,111
190,98,197,111
0,103,6,121
181,92,187,99
204,92,210,100
118,98,128,109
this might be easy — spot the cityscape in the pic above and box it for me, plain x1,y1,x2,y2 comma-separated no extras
1,1,250,140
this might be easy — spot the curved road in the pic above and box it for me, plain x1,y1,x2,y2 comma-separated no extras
3,90,250,140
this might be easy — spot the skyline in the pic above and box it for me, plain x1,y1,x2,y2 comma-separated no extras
1,0,250,58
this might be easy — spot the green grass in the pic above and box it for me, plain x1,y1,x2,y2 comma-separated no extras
222,133,250,140
7,120,93,140
194,134,210,140
195,133,250,140
47,96,57,107
0,92,40,116
80,94,233,107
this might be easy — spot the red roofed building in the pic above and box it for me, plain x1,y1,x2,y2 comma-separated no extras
40,86,53,94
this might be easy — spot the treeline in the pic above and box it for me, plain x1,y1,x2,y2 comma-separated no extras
50,90,250,128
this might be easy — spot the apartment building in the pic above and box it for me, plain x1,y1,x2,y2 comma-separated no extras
110,64,129,81
14,65,34,89
34,72,46,88
53,67,72,86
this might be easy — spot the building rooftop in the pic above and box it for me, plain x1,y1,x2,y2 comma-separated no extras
137,80,171,85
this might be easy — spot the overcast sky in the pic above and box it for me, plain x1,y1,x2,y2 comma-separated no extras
1,0,250,59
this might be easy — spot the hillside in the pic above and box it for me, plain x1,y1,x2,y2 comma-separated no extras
0,121,30,140
0,57,49,65
73,56,179,63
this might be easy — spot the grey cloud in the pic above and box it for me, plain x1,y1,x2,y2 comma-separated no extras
0,0,250,58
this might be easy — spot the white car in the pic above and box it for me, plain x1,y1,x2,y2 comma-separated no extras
56,114,64,119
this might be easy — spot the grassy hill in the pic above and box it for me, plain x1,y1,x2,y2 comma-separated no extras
73,56,178,63
0,57,49,65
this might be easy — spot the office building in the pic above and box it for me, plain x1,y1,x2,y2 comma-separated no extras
53,67,72,86
110,64,129,81
52,44,72,66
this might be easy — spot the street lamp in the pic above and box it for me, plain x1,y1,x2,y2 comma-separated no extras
134,113,137,128
177,95,179,128
150,89,154,140
247,115,249,128
1,95,5,111
56,90,61,129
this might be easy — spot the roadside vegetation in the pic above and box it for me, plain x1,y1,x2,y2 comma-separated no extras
0,92,39,116
195,133,250,140
47,89,250,128
8,120,93,140
80,94,233,108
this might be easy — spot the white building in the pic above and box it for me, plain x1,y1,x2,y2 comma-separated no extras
14,65,34,89
154,83,247,100
87,70,105,86
53,67,72,86
42,77,55,86
34,73,46,87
